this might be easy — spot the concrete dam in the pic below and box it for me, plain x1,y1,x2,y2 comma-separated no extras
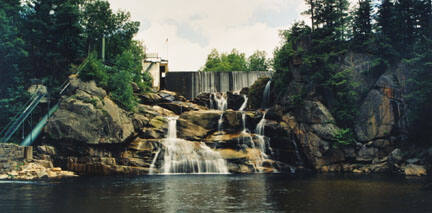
165,71,273,99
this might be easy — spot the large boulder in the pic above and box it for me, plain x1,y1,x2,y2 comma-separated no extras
45,80,134,144
177,118,211,141
227,92,246,110
296,101,340,141
354,89,394,142
402,164,427,176
179,110,222,130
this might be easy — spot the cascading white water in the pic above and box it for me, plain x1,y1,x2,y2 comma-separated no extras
252,110,275,172
211,93,227,132
239,95,248,111
152,117,229,174
292,140,303,167
212,93,227,111
261,80,271,109
149,149,161,175
218,114,224,132
239,95,248,132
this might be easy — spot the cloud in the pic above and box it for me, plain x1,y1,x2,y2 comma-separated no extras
108,0,307,71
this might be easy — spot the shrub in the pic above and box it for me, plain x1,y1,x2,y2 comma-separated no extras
108,71,136,111
79,54,108,88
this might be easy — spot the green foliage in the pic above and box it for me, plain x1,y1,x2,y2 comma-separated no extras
404,38,432,146
248,50,269,71
203,49,269,72
0,1,27,94
79,54,109,87
351,0,372,50
81,0,140,62
108,71,136,111
22,0,84,85
334,128,355,146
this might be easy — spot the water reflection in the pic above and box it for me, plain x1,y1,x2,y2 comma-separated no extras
0,174,431,213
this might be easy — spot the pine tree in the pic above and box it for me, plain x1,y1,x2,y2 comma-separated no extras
352,0,372,48
394,0,416,57
377,0,395,39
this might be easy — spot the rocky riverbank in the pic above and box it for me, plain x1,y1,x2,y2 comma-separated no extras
0,143,77,180
26,67,431,177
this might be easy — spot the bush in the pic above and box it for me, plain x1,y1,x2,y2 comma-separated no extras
79,54,108,88
333,128,355,147
108,71,136,111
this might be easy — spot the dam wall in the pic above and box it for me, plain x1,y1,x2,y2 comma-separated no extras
165,71,273,99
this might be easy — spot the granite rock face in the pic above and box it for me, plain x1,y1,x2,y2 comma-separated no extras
46,80,134,144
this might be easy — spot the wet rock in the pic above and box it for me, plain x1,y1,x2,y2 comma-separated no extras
247,77,271,109
223,111,243,132
177,118,211,141
388,148,403,165
406,158,421,164
205,132,255,150
37,145,56,156
138,93,163,105
356,145,379,162
354,89,394,142
227,92,245,110
136,104,176,118
158,90,186,102
179,110,221,130
3,162,78,180
266,105,284,121
158,101,205,114
192,93,211,108
132,114,150,131
296,101,335,124
402,164,427,176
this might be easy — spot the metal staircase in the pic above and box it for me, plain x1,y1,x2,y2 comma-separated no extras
0,59,89,146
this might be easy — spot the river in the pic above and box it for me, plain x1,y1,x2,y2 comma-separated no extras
0,174,431,213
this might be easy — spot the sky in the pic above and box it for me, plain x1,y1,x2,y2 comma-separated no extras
108,0,310,71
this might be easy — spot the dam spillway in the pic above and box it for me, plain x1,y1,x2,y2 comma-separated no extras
165,71,273,99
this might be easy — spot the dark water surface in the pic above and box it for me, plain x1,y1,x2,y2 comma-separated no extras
0,174,431,213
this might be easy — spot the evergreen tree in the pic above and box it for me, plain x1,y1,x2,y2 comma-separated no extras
0,0,27,94
0,0,30,131
352,0,372,49
394,0,416,57
23,0,84,84
376,0,398,64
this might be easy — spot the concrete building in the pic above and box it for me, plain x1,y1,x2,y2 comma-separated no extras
142,53,168,90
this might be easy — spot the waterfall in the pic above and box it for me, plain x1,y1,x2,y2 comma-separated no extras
212,93,227,111
166,71,274,99
252,110,273,172
239,95,248,111
149,149,161,175
239,95,248,132
152,117,229,174
292,139,304,167
218,114,224,132
261,80,271,109
211,93,227,132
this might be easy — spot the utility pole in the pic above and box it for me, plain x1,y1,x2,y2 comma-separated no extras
101,36,106,62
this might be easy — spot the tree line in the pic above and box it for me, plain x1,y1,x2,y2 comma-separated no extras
0,0,152,132
202,49,271,72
